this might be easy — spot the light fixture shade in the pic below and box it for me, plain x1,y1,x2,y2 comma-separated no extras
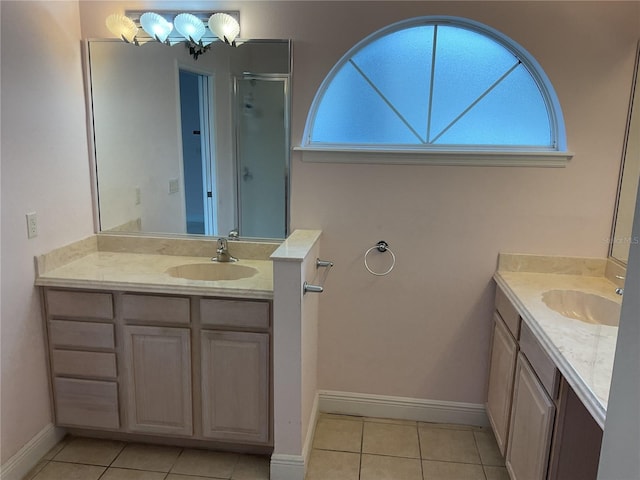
140,12,173,43
208,13,240,44
174,13,206,42
106,14,139,43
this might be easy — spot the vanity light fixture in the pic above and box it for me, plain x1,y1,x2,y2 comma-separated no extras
105,10,241,59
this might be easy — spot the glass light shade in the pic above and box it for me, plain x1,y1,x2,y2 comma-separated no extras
208,13,240,44
174,13,206,42
140,12,173,43
106,14,139,43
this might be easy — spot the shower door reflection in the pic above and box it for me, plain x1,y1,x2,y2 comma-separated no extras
235,75,289,238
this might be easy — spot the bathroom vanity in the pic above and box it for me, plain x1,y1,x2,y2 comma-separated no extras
35,235,278,451
488,254,622,480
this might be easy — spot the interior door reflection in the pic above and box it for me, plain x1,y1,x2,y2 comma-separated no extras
179,69,217,235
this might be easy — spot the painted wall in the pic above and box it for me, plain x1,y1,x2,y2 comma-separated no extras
0,1,95,463
80,0,639,404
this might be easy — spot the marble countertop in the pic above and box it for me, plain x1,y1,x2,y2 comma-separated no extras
35,235,277,299
494,267,622,428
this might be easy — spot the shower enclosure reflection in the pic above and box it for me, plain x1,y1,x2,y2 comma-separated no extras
88,39,290,239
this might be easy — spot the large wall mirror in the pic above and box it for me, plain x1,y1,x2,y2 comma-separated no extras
611,42,640,264
87,39,291,240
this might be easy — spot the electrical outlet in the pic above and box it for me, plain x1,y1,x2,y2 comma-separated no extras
169,179,179,194
26,212,38,239
135,187,141,205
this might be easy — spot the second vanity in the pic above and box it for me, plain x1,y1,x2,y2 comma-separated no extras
35,234,280,452
488,254,624,480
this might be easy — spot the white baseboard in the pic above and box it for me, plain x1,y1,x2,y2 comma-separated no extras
270,454,305,480
302,392,319,471
270,392,319,480
318,390,489,427
0,423,65,480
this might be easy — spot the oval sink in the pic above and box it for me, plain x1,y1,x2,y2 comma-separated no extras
165,263,258,281
541,290,620,326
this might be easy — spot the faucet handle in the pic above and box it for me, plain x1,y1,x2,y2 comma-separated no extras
228,229,239,240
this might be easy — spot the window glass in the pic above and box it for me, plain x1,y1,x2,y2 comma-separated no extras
304,17,565,152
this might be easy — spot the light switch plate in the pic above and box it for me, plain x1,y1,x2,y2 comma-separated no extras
26,212,38,239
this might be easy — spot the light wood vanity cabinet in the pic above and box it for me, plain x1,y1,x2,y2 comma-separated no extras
486,288,520,455
506,352,556,480
488,285,602,480
123,325,193,436
42,288,272,447
45,290,120,430
201,330,269,443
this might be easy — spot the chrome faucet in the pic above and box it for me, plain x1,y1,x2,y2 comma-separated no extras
615,288,624,296
213,237,238,263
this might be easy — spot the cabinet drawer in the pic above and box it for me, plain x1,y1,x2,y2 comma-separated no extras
49,320,115,349
495,286,521,339
122,294,190,324
52,350,117,379
54,377,119,429
46,290,113,320
200,299,270,329
520,322,559,399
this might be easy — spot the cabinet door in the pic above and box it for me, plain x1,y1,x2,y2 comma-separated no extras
201,330,269,443
486,314,518,455
506,353,555,480
123,326,192,436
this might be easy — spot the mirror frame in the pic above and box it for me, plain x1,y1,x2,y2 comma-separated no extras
81,38,293,241
610,40,640,265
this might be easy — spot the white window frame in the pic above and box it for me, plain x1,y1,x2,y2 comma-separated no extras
296,16,573,167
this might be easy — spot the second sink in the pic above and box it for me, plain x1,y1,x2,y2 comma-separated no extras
541,289,621,326
166,263,258,281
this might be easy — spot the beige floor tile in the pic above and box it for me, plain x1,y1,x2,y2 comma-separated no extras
419,425,481,464
418,422,483,431
362,422,420,458
42,437,72,460
364,417,417,426
319,413,363,422
474,430,505,466
101,467,167,479
166,475,211,480
171,448,238,477
484,465,511,480
312,417,363,452
232,454,270,479
305,449,360,480
31,461,105,480
52,437,125,466
360,454,422,480
422,460,486,479
112,443,182,472
23,460,49,480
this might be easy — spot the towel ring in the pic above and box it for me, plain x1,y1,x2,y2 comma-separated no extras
364,241,396,276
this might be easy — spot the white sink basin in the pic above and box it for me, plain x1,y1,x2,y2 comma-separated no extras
165,263,258,281
541,289,620,326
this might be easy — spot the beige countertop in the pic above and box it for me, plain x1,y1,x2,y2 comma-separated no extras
494,254,624,428
35,234,279,299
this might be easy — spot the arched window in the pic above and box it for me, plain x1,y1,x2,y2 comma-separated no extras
299,17,571,166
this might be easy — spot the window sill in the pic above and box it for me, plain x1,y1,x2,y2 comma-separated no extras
294,146,574,167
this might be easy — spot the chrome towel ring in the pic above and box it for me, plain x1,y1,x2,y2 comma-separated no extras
364,240,396,276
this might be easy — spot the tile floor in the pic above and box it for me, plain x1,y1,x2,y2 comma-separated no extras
306,414,509,480
25,415,508,480
24,437,270,480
